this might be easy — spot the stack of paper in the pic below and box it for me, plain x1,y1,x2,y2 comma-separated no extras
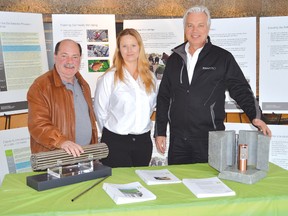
135,169,181,185
102,182,156,205
182,177,236,198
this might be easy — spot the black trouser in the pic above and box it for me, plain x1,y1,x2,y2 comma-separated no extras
168,135,208,165
100,127,153,168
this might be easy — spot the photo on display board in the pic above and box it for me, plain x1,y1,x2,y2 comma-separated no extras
88,60,110,72
147,52,169,80
87,29,109,42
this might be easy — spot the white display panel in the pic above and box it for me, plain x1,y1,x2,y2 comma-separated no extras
124,18,184,87
52,14,117,95
0,127,31,186
0,12,48,115
259,16,288,114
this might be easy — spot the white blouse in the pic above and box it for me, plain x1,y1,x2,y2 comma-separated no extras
94,68,157,135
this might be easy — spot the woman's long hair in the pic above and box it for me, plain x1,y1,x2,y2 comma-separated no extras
110,28,155,94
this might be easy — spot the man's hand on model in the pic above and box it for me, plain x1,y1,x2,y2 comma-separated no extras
60,141,84,157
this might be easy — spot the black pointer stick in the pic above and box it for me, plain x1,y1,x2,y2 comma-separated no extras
71,176,109,202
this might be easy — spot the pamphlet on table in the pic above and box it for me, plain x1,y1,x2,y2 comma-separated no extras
135,169,181,185
102,181,156,204
182,177,236,198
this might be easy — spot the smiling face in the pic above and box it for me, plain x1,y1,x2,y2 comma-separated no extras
54,40,81,83
119,34,140,64
185,12,210,53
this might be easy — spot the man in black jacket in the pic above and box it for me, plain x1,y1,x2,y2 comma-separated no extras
155,5,271,165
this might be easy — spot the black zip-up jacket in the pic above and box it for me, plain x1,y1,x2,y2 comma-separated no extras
155,37,261,139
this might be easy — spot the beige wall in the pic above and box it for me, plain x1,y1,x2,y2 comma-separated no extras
0,0,287,129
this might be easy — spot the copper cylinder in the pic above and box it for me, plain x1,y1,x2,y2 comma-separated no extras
238,144,248,172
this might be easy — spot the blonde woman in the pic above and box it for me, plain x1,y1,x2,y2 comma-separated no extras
94,28,157,167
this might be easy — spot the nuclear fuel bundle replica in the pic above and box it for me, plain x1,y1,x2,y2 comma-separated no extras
27,143,111,191
208,130,270,184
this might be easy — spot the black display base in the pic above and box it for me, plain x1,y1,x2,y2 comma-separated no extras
26,163,111,191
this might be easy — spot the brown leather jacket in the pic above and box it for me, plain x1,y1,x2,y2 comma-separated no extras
27,67,98,153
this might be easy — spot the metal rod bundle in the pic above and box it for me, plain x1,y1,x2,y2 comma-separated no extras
30,143,109,171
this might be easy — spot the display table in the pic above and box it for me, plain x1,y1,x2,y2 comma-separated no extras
0,163,287,216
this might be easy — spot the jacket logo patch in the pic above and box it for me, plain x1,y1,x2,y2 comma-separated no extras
202,67,216,70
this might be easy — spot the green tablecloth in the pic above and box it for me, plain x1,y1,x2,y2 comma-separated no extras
0,163,287,216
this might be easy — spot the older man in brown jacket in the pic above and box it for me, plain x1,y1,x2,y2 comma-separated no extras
27,39,98,157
